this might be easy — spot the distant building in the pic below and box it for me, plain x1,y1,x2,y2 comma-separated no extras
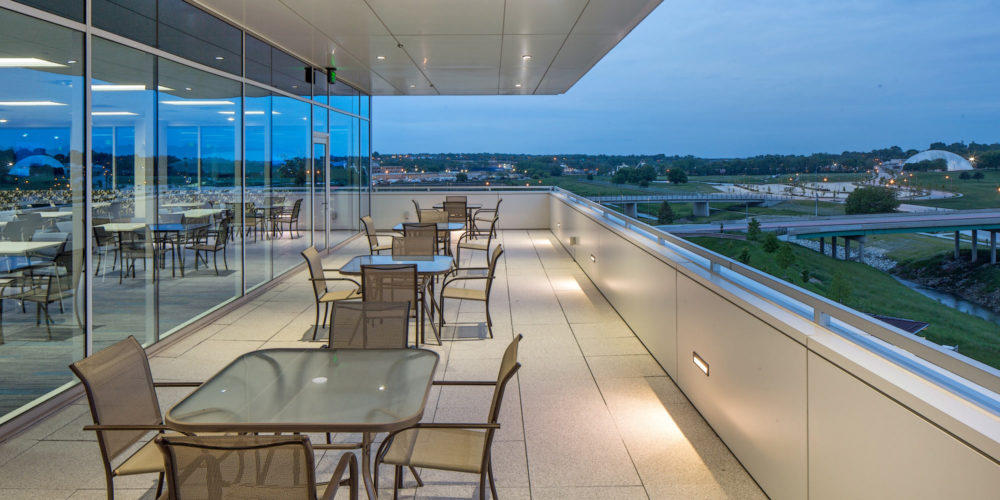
904,150,973,171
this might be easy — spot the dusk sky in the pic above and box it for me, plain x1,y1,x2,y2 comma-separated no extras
373,0,1000,158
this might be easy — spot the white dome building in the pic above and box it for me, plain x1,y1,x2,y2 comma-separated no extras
904,150,973,171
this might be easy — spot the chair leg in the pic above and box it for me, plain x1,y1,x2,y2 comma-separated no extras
213,251,219,276
488,459,498,499
485,299,494,338
155,472,164,499
408,466,423,487
393,465,401,499
312,304,321,341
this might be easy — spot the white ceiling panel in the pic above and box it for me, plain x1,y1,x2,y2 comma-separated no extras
503,0,589,35
366,0,505,35
189,0,663,95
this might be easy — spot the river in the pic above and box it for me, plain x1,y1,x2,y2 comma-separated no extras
893,276,1000,326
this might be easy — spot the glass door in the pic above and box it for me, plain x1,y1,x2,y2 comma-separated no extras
311,133,329,250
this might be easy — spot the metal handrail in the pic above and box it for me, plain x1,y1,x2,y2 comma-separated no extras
551,187,1000,405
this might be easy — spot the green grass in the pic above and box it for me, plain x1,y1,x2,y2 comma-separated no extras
906,170,1000,210
688,236,1000,370
692,172,868,184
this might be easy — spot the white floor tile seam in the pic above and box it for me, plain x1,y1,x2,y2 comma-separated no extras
528,230,654,499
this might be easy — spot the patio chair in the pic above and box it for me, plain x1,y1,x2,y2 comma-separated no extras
375,334,522,500
361,264,427,343
411,199,422,218
70,335,203,500
273,198,303,238
401,222,439,254
302,246,362,341
155,435,364,500
446,195,467,203
93,219,117,276
119,229,175,283
186,219,230,275
417,208,447,223
328,300,410,349
361,215,392,255
456,215,498,266
439,244,503,338
442,200,467,224
393,235,437,258
473,198,502,239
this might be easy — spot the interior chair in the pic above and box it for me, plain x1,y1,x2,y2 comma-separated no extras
439,244,503,339
375,334,523,500
93,218,117,277
456,216,498,267
186,219,230,275
70,335,202,500
244,202,266,241
302,246,362,341
328,300,410,349
273,198,303,238
361,215,392,255
361,264,428,343
16,243,81,336
155,434,364,500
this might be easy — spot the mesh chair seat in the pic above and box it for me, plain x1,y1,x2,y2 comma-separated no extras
320,288,362,303
329,301,410,349
113,435,167,476
458,240,488,252
382,427,486,474
441,286,486,301
372,242,392,252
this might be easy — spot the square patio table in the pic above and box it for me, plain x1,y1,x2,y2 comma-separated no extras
166,348,439,498
339,254,454,344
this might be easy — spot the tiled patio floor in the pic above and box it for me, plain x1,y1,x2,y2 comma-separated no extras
0,230,766,499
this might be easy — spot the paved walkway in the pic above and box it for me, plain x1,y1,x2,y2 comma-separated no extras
0,230,765,499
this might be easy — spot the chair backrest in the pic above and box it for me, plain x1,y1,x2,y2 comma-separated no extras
4,219,26,240
488,333,523,424
418,209,447,223
289,198,303,217
442,201,466,223
361,216,379,249
446,195,467,202
411,199,421,214
68,336,162,465
392,235,436,258
330,301,410,349
361,264,417,313
401,222,438,252
301,246,328,298
214,219,230,246
156,435,317,500
483,244,504,297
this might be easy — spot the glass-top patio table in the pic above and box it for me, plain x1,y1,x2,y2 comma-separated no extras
166,348,440,498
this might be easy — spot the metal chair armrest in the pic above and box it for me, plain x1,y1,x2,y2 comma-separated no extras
319,452,360,500
409,422,500,430
83,424,171,432
432,380,495,386
153,381,202,387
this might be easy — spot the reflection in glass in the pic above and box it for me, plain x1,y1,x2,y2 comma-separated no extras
271,95,310,272
244,86,271,289
0,9,84,421
158,0,242,75
91,37,156,350
157,58,242,335
330,111,358,241
93,0,156,46
330,80,359,115
360,118,371,217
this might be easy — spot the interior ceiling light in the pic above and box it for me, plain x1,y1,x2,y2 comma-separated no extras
0,119,7,123
92,84,146,91
215,56,224,60
521,54,532,61
218,111,236,115
376,56,386,60
157,86,174,91
184,87,192,91
162,100,235,106
515,83,522,88
92,111,138,116
409,84,415,88
0,57,65,68
0,101,67,106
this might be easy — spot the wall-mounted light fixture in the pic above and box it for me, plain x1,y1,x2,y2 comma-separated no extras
590,254,596,263
692,351,709,376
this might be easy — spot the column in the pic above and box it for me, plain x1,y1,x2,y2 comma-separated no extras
831,236,837,259
844,238,851,261
819,237,825,255
623,203,637,219
692,201,710,217
972,230,978,263
857,236,866,262
955,231,961,259
991,231,997,265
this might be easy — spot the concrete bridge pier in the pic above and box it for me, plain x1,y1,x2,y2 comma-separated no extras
830,236,837,259
819,237,825,255
622,202,637,219
992,231,997,265
844,238,851,260
972,230,979,263
693,201,710,217
955,231,961,260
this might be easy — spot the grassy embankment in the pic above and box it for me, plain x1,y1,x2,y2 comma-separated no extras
906,170,1000,210
688,236,1000,370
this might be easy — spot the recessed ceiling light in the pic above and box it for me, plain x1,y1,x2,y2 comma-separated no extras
66,60,77,64
515,83,522,88
92,84,146,91
185,87,192,91
157,86,174,91
521,55,532,61
409,84,415,88
92,111,138,116
0,119,7,123
218,111,236,115
215,56,224,60
0,101,67,106
227,117,235,121
0,58,66,68
376,56,386,60
245,111,265,115
161,100,235,106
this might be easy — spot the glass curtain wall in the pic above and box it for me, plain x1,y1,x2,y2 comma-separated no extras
91,37,156,349
0,9,85,418
156,60,242,335
0,1,371,426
